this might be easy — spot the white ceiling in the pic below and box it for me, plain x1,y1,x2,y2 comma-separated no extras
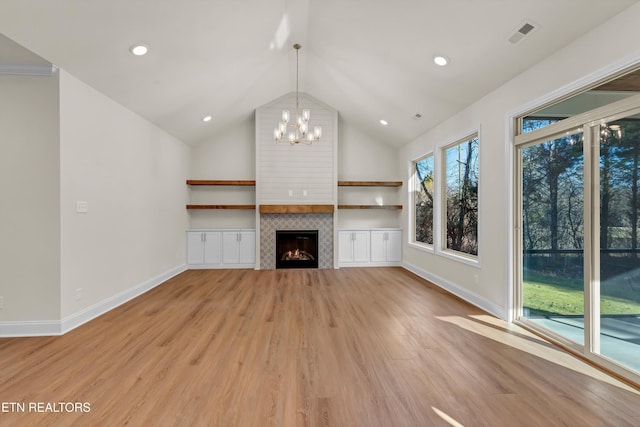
0,0,637,147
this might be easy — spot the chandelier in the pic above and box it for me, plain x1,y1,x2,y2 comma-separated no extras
601,123,624,140
274,44,322,145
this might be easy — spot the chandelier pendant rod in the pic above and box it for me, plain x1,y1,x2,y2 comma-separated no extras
295,43,300,142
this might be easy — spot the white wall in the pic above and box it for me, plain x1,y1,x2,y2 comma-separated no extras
59,70,190,319
189,117,256,229
338,119,402,229
0,73,61,322
399,3,640,319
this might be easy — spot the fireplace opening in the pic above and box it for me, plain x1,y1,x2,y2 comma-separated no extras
276,230,319,269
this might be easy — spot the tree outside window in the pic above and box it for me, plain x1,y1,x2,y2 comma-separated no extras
444,135,479,256
414,155,434,245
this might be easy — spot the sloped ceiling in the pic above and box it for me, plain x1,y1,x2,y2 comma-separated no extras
0,0,637,147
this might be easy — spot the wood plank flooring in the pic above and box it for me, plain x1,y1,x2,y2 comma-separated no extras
1,267,639,426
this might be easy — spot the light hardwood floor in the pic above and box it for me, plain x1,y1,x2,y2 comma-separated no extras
1,267,639,426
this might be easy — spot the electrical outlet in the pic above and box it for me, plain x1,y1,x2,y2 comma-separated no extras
303,190,307,197
76,201,88,213
0,296,4,309
288,190,293,197
75,288,82,301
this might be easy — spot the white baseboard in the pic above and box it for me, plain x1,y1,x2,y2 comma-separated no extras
402,261,506,320
0,320,62,337
187,263,256,269
0,264,187,338
339,262,402,267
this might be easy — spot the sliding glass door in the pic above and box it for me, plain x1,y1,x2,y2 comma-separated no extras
520,130,585,345
596,117,640,373
516,94,640,383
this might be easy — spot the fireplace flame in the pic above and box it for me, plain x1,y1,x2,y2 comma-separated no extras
282,248,315,261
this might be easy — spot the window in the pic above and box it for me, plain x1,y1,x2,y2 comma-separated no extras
444,135,479,256
521,117,561,134
413,154,434,246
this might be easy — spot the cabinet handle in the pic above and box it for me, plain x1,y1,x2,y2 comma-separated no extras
203,233,206,242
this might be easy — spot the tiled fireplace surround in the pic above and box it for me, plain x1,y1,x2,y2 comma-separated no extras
259,213,334,269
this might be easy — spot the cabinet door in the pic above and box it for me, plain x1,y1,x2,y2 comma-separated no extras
222,232,240,264
238,231,256,264
187,232,205,264
352,231,370,263
370,231,387,263
386,230,402,262
338,231,355,263
203,232,222,264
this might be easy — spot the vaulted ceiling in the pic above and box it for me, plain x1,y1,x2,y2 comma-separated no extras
0,0,637,147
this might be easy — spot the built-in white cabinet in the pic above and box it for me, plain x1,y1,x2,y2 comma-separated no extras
222,231,256,265
187,229,255,268
187,231,222,265
338,228,402,267
370,230,402,263
338,230,370,265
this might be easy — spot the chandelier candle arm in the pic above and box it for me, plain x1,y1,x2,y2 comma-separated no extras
274,44,322,145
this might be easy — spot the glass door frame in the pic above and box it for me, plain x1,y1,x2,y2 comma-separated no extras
514,93,640,385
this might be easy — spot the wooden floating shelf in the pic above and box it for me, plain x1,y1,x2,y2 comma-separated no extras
186,180,256,186
338,181,402,187
338,205,403,210
186,205,256,210
259,204,335,214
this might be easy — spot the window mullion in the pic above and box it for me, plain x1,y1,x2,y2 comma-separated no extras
584,126,601,354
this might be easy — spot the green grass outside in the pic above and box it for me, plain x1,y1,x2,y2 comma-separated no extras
524,271,640,316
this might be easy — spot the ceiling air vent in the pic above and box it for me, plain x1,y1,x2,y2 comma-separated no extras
508,20,538,44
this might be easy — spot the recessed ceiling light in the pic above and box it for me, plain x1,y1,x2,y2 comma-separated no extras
202,115,212,122
379,119,389,126
130,44,148,56
434,56,448,66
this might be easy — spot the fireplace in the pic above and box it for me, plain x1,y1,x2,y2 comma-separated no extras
276,230,319,269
